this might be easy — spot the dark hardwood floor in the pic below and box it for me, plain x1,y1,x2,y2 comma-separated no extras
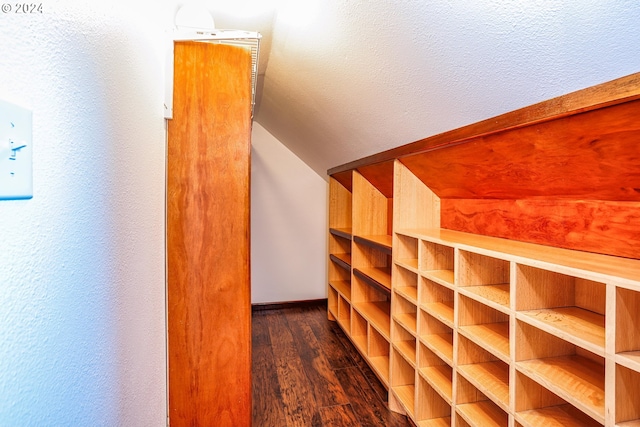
252,303,414,427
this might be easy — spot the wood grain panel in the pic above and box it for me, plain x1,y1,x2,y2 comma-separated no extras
328,71,640,175
357,160,395,198
167,41,252,426
441,199,640,259
403,99,640,201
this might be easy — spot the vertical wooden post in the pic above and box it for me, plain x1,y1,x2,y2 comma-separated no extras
167,41,252,427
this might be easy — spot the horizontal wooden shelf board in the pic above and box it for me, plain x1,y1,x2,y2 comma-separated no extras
516,404,604,427
337,317,351,334
616,352,640,373
422,301,454,328
517,307,605,355
396,258,419,272
416,417,451,427
456,401,508,427
329,280,351,301
354,301,391,339
392,385,415,417
420,334,453,366
354,234,393,254
458,323,510,363
329,227,353,240
457,362,509,412
394,313,417,336
352,334,368,356
394,286,418,304
419,365,452,403
421,269,455,288
516,355,605,423
394,341,417,367
369,355,390,387
400,228,640,286
458,284,510,313
354,267,392,291
330,253,352,270
618,420,640,427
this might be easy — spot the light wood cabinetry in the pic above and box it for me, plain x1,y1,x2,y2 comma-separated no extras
328,73,640,427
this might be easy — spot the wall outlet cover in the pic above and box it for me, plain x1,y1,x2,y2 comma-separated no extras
0,99,33,200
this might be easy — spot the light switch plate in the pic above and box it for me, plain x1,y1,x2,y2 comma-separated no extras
0,99,32,200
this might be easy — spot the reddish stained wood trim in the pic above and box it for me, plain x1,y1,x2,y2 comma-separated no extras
332,170,353,192
357,160,395,198
401,99,640,201
441,199,640,260
328,72,640,176
167,42,252,426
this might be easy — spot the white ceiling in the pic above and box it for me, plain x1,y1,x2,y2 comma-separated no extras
194,0,640,177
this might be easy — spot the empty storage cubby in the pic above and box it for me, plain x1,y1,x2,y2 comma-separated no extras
416,375,451,426
328,286,338,319
338,295,351,334
393,263,418,303
458,294,510,363
393,319,417,366
351,309,368,355
515,320,605,424
419,240,455,287
457,334,509,412
515,264,606,356
369,325,391,385
456,374,509,427
457,250,510,313
420,276,454,328
616,364,640,426
391,348,416,417
352,273,390,339
393,291,417,336
419,341,452,404
514,371,603,427
616,287,640,364
395,233,419,271
420,309,454,366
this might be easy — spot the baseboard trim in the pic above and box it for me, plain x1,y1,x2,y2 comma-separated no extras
251,298,327,312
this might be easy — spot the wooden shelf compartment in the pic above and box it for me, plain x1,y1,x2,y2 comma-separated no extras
329,176,352,231
393,319,417,366
329,227,353,240
393,291,417,336
420,276,454,328
354,234,392,255
338,295,351,334
616,364,640,426
352,273,391,339
456,374,509,427
514,371,603,427
354,266,392,291
419,240,455,287
516,264,606,356
457,334,509,412
415,375,452,427
369,325,391,387
418,341,452,404
351,309,368,356
395,233,419,272
515,320,605,424
328,280,351,302
393,263,418,303
330,253,352,271
419,308,454,366
391,347,416,417
351,168,393,244
328,286,338,319
457,250,510,313
458,294,510,363
617,287,640,364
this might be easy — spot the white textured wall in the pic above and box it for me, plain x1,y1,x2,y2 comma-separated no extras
0,2,166,426
251,123,327,304
257,0,640,175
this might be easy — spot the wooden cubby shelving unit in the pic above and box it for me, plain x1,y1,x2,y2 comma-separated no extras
328,73,640,427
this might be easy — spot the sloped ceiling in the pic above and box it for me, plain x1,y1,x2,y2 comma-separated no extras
201,0,640,177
